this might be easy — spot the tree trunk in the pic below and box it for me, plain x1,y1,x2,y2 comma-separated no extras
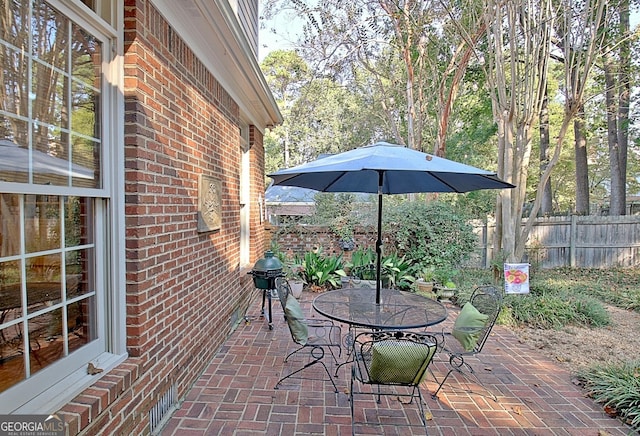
539,88,553,215
604,49,624,215
616,0,630,215
574,104,590,215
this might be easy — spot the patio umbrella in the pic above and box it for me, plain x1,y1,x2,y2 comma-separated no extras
268,141,515,304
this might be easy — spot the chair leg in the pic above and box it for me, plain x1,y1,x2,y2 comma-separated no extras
333,356,353,377
276,346,339,393
431,354,497,402
414,388,429,434
325,342,341,364
284,345,305,362
349,366,356,436
431,367,455,399
350,378,430,435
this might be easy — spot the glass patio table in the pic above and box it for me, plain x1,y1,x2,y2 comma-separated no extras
312,287,448,330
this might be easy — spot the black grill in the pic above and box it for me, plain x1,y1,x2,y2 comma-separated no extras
249,269,283,290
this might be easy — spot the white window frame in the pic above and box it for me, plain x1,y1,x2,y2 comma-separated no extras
0,0,127,414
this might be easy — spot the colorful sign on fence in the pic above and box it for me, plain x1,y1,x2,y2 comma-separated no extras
504,263,530,294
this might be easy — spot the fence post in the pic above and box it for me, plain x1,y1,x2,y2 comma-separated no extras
570,215,578,267
485,219,493,269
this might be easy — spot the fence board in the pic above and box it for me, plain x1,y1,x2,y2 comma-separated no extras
471,215,640,269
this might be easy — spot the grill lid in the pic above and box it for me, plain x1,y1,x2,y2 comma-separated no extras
251,250,283,275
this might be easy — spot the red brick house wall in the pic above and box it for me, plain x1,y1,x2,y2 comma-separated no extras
56,1,265,433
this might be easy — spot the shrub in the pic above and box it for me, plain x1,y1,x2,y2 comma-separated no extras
383,200,476,270
504,290,610,329
577,361,640,430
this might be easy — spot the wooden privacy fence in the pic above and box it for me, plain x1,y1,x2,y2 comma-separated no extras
471,215,640,269
269,215,640,269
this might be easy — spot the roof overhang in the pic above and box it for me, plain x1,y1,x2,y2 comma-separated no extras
150,0,282,131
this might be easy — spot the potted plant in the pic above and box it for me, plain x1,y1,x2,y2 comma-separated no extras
271,244,305,298
344,248,379,289
434,266,458,302
414,265,436,297
330,215,357,251
285,261,305,298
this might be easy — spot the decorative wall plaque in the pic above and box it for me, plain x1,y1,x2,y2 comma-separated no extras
198,174,222,232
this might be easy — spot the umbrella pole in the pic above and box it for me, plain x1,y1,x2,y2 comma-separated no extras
375,172,383,304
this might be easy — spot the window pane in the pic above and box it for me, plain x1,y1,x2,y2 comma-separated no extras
0,259,22,317
31,1,68,72
28,309,63,376
0,119,30,183
0,46,28,117
71,80,99,138
27,254,62,314
71,24,101,88
0,324,26,392
32,60,68,129
67,295,96,354
0,1,28,49
0,194,21,256
64,197,94,247
80,1,96,12
24,195,61,253
71,136,99,188
66,248,94,298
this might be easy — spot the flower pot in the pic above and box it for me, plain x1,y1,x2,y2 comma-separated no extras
415,280,437,299
435,285,456,302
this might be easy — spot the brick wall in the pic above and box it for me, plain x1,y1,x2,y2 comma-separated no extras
268,224,380,263
57,1,263,433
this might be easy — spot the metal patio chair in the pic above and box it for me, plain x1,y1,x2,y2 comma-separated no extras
350,330,439,435
431,285,503,401
274,277,342,392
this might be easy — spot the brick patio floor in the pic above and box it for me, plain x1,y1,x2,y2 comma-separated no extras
160,290,636,436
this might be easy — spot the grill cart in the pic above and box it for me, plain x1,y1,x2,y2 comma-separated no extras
248,251,283,329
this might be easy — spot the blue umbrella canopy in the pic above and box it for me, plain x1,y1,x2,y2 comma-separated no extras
268,142,514,303
269,142,512,194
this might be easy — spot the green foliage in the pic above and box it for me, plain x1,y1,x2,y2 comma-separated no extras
383,200,477,270
345,248,415,290
381,252,415,290
534,268,640,312
504,290,610,329
433,265,459,287
577,361,640,430
347,247,378,280
312,192,373,243
295,250,346,289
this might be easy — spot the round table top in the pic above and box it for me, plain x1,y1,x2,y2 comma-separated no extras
312,287,448,329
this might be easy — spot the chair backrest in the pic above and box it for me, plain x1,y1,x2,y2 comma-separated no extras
354,330,438,387
275,276,290,310
275,277,309,345
467,285,503,353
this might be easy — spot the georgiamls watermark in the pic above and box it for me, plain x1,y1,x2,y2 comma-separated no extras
0,414,64,436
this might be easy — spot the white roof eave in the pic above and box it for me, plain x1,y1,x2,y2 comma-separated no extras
150,0,282,131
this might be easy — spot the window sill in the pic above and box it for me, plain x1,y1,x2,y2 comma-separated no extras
10,352,128,415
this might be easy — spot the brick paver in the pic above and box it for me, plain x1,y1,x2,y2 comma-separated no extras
161,291,635,435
